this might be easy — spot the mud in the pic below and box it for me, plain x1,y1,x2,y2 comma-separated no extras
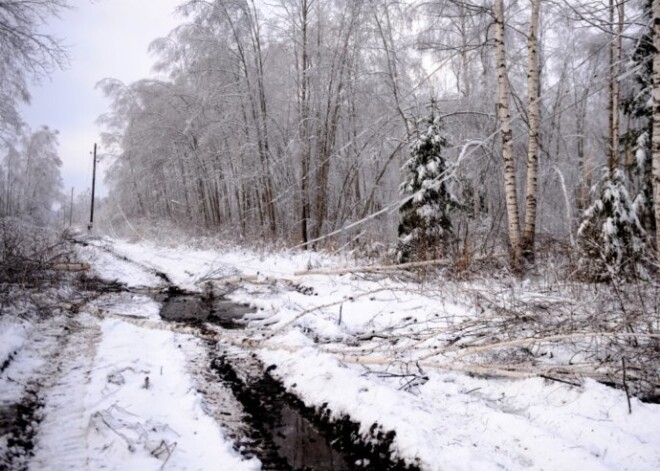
158,291,255,329
0,352,16,375
210,355,418,471
0,389,44,471
154,287,416,469
154,288,416,469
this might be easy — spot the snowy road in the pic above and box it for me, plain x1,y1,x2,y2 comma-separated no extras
1,236,660,470
1,291,259,470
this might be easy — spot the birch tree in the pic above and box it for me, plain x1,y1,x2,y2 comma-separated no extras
608,0,624,175
653,0,660,253
521,0,540,262
493,0,522,270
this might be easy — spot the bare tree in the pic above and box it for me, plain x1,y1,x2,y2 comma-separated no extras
0,0,69,140
522,0,540,262
608,0,624,175
0,126,62,224
493,0,522,270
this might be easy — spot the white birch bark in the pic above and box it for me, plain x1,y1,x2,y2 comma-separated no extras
522,0,540,260
608,0,623,175
652,0,660,253
494,0,522,269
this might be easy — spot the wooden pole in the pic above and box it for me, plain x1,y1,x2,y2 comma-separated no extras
88,143,97,231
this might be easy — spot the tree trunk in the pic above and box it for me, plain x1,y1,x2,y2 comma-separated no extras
652,0,660,253
522,0,541,262
608,0,623,175
300,0,311,248
494,0,522,271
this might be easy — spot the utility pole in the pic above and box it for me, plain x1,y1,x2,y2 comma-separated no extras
88,143,97,231
69,187,74,227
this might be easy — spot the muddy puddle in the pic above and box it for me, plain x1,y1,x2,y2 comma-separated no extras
211,356,352,470
153,291,416,470
158,294,354,467
158,292,254,329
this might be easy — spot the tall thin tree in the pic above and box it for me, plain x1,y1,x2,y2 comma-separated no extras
652,0,660,253
522,0,541,262
494,0,522,270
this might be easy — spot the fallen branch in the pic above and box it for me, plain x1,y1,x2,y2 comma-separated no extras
201,274,300,290
294,252,509,277
50,262,91,272
539,374,582,387
294,258,448,276
204,275,259,286
419,331,660,362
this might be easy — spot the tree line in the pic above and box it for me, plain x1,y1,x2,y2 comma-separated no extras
2,0,659,278
97,0,660,275
0,0,67,226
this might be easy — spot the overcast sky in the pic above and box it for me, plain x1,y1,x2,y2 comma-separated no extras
20,0,183,198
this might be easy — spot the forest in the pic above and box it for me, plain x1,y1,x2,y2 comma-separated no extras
0,0,659,278
87,0,659,279
1,1,660,470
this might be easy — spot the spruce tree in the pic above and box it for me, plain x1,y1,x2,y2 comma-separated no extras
397,108,456,263
577,170,648,280
621,0,655,236
576,0,654,280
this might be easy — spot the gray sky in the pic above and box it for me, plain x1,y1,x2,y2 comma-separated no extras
21,0,183,198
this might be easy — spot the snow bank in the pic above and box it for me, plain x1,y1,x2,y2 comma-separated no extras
260,341,660,470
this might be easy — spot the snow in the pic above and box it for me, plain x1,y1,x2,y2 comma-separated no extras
76,241,164,289
0,315,30,369
77,237,660,470
3,237,660,470
1,289,259,470
259,345,660,470
26,305,258,471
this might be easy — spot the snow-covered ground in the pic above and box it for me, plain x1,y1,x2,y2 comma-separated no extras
2,236,660,470
0,260,258,469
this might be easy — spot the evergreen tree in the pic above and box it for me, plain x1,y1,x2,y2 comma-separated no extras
621,0,655,235
577,169,648,280
576,0,653,281
397,108,456,263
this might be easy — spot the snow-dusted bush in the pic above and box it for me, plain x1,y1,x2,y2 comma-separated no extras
396,111,457,263
577,170,649,280
0,217,63,285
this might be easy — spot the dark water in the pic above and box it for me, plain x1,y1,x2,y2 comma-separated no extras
272,403,350,470
158,293,254,329
210,356,417,471
158,293,354,468
210,356,354,470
